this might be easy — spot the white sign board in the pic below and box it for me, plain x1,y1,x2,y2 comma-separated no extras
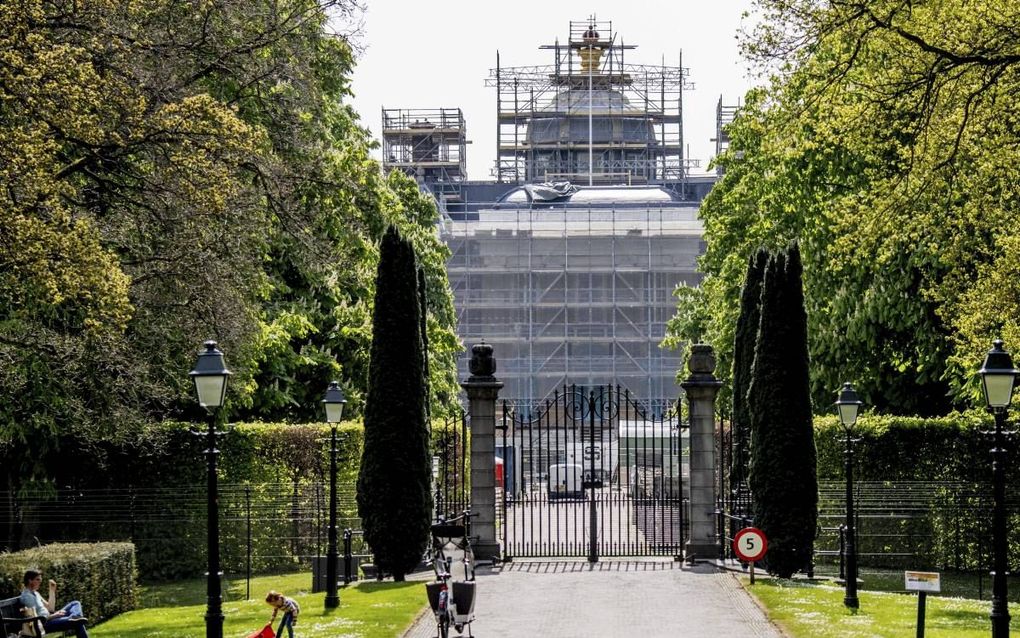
904,571,941,593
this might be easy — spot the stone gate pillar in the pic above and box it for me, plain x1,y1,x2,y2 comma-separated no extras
460,342,503,561
681,343,722,562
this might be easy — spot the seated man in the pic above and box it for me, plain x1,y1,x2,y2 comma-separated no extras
19,569,89,638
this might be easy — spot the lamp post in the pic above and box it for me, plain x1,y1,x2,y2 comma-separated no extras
322,381,347,610
189,341,231,638
979,339,1018,638
835,382,863,610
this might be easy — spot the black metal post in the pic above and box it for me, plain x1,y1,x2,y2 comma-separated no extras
717,507,726,561
844,434,859,610
990,409,1010,637
343,528,353,584
838,525,846,582
587,390,598,563
916,591,927,638
205,409,224,638
245,485,251,601
325,424,340,609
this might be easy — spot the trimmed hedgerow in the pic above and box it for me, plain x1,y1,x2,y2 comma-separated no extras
0,542,136,622
814,412,992,482
7,421,364,581
813,411,1020,572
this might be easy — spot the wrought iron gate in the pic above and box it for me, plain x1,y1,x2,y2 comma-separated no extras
432,410,469,521
498,385,687,560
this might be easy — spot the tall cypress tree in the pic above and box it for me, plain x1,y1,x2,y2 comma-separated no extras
747,244,817,578
357,226,432,581
731,248,769,491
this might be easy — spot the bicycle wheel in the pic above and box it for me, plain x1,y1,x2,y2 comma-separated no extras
438,613,450,638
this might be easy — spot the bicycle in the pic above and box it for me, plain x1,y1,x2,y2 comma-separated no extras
425,509,477,638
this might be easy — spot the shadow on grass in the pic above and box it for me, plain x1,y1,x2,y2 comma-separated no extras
140,572,323,609
351,580,420,594
934,607,989,622
138,578,208,608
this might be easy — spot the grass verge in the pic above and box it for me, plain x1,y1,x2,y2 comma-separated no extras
746,577,1020,637
92,571,425,638
810,563,1020,600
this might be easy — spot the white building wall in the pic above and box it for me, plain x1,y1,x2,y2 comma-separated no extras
443,201,704,410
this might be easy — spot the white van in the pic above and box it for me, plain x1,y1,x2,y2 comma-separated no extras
548,463,584,500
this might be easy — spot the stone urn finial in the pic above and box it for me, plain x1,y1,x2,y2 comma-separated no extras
686,343,717,378
468,341,496,380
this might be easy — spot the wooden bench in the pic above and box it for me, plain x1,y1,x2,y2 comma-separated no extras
0,596,44,638
0,597,77,638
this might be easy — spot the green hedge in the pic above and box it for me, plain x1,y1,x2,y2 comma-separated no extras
7,421,365,581
813,411,1020,571
814,412,995,482
0,542,136,622
135,421,364,581
7,417,463,582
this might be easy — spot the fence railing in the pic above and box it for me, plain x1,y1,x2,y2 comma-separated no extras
813,480,1020,572
716,478,1020,579
2,481,365,582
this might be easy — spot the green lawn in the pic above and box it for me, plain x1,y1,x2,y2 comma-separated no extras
747,578,1020,637
810,563,1020,600
93,572,426,638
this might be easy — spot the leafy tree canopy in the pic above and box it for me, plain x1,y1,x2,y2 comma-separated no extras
1,0,460,484
668,0,1020,414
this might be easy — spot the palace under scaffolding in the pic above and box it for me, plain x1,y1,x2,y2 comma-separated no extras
383,18,731,410
488,19,696,186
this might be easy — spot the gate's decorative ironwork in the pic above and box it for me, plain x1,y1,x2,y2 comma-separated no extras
498,385,687,560
432,410,469,521
718,414,754,561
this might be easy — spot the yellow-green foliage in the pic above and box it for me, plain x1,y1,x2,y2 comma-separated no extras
0,0,461,493
669,0,1020,414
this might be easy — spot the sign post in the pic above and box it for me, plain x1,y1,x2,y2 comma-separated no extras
905,571,941,638
733,527,768,585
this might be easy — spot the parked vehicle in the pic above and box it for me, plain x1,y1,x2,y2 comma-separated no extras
548,463,584,500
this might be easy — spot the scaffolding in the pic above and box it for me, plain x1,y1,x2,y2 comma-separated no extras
381,107,468,203
486,19,698,186
442,186,704,409
712,96,740,174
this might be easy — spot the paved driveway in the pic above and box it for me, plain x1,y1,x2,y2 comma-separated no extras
403,560,783,638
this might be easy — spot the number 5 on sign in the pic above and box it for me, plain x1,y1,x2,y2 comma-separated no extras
732,527,768,584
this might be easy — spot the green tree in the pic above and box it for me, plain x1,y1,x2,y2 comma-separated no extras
748,245,817,578
668,0,1020,413
386,171,461,412
356,227,432,581
731,248,769,488
0,1,465,542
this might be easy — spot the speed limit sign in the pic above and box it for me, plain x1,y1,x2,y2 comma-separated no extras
733,527,768,562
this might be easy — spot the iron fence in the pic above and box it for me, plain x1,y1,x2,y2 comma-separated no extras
2,481,367,583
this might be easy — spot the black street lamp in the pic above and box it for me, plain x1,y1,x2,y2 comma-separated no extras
979,339,1018,638
322,381,347,610
835,382,863,610
189,341,231,638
